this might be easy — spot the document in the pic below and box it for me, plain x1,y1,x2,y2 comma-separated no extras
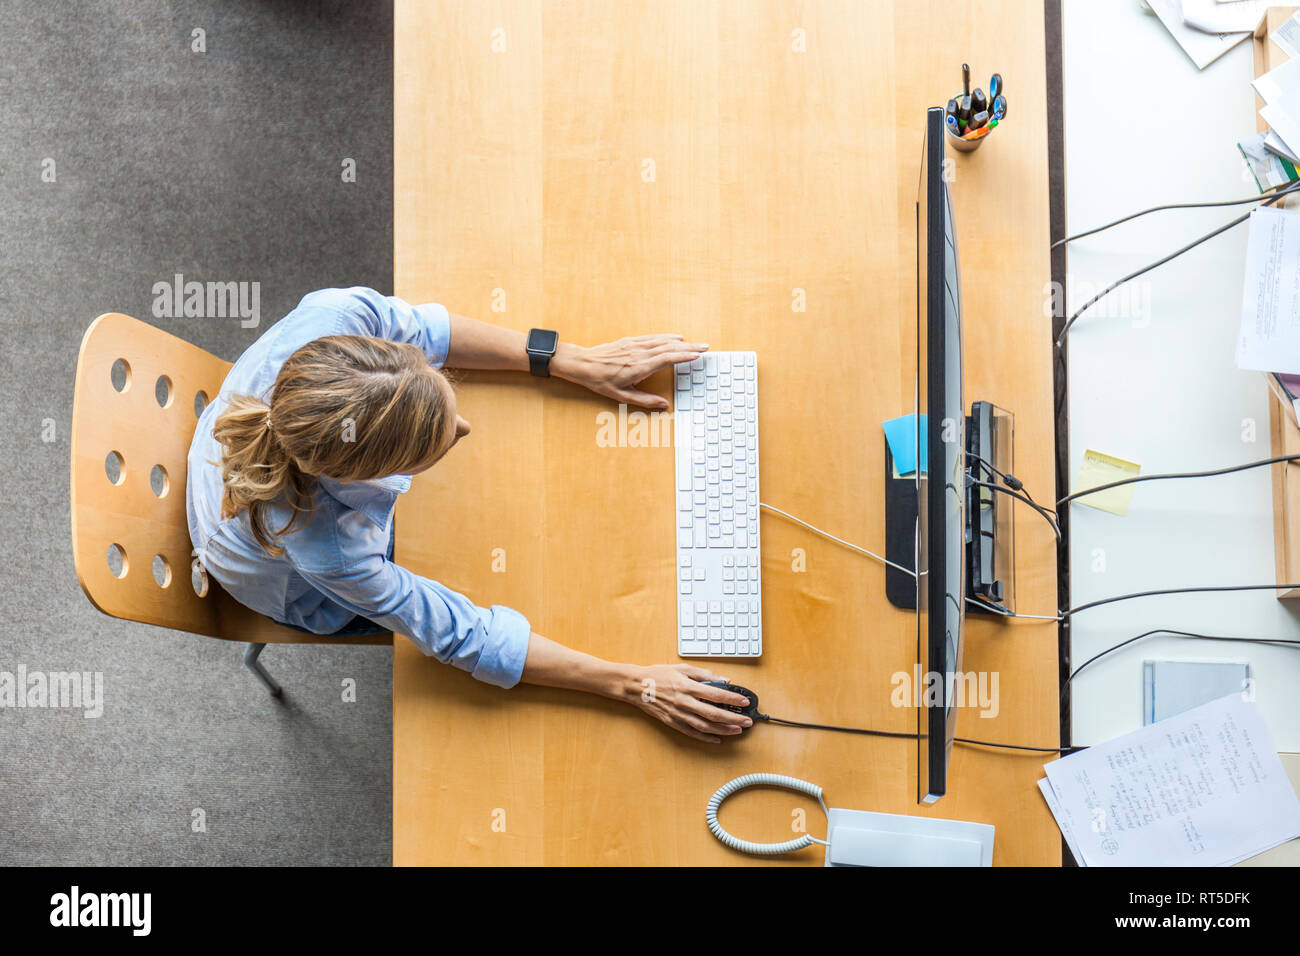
1236,207,1300,375
1147,0,1250,68
1261,103,1300,165
1273,11,1300,60
1182,0,1271,35
1253,54,1300,105
1040,695,1300,867
1265,130,1300,165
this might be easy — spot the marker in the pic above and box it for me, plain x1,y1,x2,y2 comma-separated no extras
988,118,999,130
946,97,959,119
959,95,972,123
971,88,988,114
990,73,1003,101
946,114,961,137
963,63,970,97
967,110,990,131
962,126,991,142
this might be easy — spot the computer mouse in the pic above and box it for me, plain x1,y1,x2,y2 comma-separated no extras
700,680,760,721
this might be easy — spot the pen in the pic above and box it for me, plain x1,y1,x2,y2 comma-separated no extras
946,114,961,137
962,126,991,142
963,63,970,97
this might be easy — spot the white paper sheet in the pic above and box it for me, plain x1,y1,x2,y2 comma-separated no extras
1040,695,1300,867
1148,0,1251,68
1253,54,1300,105
1182,0,1271,34
1265,130,1300,164
1273,11,1300,59
1237,207,1300,375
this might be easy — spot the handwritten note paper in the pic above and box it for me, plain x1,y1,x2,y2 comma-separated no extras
1073,449,1141,516
1040,695,1300,867
1237,207,1300,375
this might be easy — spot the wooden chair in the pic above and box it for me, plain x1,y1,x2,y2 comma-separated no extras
70,313,391,696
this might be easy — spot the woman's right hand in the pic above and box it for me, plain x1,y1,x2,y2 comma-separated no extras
624,663,753,743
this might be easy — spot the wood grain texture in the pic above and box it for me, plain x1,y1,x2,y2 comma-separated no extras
395,0,1059,865
70,312,392,646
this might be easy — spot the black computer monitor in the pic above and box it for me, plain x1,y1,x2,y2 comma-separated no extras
916,105,965,804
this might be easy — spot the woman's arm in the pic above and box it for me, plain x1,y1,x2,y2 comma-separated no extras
519,632,753,743
446,311,708,410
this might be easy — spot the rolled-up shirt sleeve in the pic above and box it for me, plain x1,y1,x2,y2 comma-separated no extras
297,287,451,368
295,548,531,689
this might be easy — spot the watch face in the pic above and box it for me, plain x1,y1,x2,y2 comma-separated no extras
527,328,558,354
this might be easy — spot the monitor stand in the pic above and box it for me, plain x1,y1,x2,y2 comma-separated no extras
883,440,918,609
883,402,1015,613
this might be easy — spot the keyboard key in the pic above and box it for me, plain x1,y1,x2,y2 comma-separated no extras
675,351,761,660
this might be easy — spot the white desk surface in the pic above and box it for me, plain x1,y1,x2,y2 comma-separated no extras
1064,0,1300,750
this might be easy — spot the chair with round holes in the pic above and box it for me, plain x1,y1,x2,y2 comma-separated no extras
70,313,392,696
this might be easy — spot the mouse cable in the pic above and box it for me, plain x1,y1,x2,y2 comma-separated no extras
758,501,915,577
1049,181,1300,249
1061,628,1300,700
758,712,1077,754
1057,453,1300,508
1054,181,1300,347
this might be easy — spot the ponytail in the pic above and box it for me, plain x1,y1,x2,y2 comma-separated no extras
212,394,315,556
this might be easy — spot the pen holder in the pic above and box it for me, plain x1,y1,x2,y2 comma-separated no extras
946,126,987,153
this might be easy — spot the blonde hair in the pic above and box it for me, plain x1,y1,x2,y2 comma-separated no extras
212,335,454,555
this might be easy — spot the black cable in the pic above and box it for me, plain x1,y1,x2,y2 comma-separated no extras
759,713,1076,754
971,478,1061,541
761,714,916,740
1058,454,1300,507
1049,182,1300,249
1064,582,1300,620
1061,629,1300,699
1054,183,1300,347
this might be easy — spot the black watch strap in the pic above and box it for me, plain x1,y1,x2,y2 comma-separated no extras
526,328,558,378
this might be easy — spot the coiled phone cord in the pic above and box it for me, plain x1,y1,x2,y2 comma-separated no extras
705,773,829,855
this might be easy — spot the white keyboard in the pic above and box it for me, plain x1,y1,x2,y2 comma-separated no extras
673,351,762,658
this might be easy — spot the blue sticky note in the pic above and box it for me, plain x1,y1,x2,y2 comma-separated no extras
882,413,928,476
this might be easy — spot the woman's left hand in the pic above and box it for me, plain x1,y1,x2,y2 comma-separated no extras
554,334,709,410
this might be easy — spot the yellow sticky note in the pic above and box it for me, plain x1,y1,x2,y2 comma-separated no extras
1074,450,1142,516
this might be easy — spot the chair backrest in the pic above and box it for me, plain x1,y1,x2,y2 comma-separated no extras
70,312,390,646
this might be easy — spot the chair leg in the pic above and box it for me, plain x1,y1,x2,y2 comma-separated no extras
243,642,282,697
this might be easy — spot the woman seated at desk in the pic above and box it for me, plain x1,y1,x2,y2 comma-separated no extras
186,287,750,742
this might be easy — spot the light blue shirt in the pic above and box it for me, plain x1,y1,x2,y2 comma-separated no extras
185,287,531,688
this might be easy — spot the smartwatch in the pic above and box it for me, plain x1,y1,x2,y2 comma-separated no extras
526,328,559,377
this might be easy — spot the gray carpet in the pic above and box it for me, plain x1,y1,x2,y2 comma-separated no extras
0,0,394,865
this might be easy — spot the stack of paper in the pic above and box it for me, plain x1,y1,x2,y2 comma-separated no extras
1040,695,1300,866
1255,55,1300,164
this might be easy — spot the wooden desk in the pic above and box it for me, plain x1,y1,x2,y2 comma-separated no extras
394,0,1060,865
